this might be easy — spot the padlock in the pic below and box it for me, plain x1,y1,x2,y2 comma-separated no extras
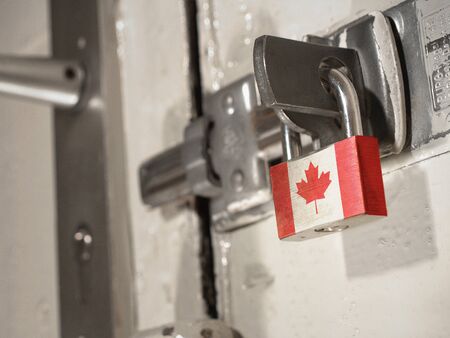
270,66,387,241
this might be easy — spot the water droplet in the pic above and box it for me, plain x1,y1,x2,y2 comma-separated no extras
378,237,388,246
204,17,211,28
227,60,236,68
115,20,125,32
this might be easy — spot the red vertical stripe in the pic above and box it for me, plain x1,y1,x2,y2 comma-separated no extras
357,136,387,216
335,136,365,218
270,162,295,239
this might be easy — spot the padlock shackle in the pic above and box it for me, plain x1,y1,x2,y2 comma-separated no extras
280,121,301,161
323,67,364,138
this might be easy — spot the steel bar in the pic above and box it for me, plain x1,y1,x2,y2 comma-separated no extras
140,144,191,206
281,123,301,161
140,108,283,207
0,56,84,108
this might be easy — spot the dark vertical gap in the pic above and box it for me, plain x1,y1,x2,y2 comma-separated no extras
195,197,218,319
183,0,218,319
184,0,204,118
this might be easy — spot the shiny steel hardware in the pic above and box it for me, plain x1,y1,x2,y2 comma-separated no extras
0,56,85,108
73,225,93,303
140,11,407,233
254,11,407,157
253,17,402,241
251,12,406,240
140,75,281,231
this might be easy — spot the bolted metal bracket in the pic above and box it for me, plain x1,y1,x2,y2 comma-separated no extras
140,75,281,231
205,76,277,231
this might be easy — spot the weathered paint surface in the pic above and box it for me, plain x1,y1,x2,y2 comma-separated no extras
2,0,450,337
0,0,207,335
197,0,450,337
117,0,206,330
216,145,450,337
0,1,59,337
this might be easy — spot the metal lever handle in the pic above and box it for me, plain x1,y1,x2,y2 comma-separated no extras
0,56,85,108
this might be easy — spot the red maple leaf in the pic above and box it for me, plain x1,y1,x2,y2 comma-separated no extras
296,162,332,214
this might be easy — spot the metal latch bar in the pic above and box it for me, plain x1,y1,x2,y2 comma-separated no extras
140,75,281,230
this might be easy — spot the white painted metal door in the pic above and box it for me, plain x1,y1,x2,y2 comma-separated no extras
194,0,450,337
2,1,450,337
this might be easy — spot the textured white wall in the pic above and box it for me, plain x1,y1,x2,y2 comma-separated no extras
0,1,59,337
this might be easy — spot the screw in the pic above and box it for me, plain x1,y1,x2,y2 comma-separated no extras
73,225,93,262
223,94,235,115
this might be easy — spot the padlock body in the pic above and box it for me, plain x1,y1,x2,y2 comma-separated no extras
271,136,387,241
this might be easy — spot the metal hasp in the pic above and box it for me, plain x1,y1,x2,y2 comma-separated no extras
254,10,407,157
140,76,281,231
0,56,84,108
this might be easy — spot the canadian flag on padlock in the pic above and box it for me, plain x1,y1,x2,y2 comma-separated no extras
271,135,387,240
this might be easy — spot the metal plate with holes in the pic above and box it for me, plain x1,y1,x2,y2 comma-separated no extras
139,74,280,232
205,75,274,231
51,0,133,337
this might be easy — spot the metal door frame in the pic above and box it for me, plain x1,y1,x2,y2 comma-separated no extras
51,1,134,336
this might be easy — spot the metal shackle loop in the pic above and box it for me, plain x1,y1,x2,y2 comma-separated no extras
320,67,364,138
